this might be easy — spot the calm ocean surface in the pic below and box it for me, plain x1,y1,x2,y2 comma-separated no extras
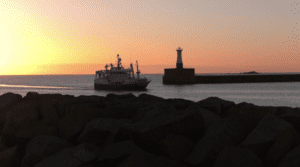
0,74,299,108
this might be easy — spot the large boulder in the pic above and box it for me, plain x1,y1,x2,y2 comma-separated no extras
185,104,221,130
222,102,257,118
165,98,195,111
0,93,22,133
54,96,76,119
130,102,177,123
24,92,64,101
117,147,187,167
21,135,72,167
184,113,257,166
16,119,59,146
77,95,105,103
23,92,39,100
2,100,39,147
277,144,300,167
196,97,236,116
239,114,300,160
97,103,139,120
275,107,300,133
106,93,136,101
0,145,20,167
58,106,100,144
37,99,60,127
138,93,165,102
265,127,296,167
101,96,149,119
157,134,194,161
92,140,141,166
223,103,277,124
213,146,263,167
77,118,131,149
34,142,100,167
0,136,7,152
119,108,204,156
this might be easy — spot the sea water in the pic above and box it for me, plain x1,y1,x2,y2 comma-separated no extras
0,74,299,108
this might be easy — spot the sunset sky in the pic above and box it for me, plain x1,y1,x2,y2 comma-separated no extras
0,0,299,75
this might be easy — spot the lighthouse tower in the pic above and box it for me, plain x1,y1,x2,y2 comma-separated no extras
163,47,196,84
176,47,183,69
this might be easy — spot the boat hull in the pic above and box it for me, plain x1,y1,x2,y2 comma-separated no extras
94,82,150,90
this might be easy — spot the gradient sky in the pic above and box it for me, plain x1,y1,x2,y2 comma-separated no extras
0,0,299,75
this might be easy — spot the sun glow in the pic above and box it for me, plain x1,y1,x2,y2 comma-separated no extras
0,15,11,67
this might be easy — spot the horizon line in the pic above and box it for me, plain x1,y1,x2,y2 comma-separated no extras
1,72,300,76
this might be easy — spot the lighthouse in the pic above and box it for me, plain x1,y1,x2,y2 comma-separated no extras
163,47,196,84
176,47,183,69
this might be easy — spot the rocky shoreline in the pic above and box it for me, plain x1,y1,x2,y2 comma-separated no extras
0,92,300,167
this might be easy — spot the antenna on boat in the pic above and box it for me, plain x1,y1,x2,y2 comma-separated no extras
136,60,140,79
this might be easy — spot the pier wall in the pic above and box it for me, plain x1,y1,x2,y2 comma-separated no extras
195,74,300,83
163,68,196,84
163,71,300,84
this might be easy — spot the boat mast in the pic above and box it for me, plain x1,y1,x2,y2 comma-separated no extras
117,54,123,69
130,63,135,78
136,60,140,79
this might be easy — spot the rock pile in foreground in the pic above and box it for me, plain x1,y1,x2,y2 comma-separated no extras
0,92,300,167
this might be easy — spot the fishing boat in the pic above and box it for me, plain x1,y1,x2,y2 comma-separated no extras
94,54,151,90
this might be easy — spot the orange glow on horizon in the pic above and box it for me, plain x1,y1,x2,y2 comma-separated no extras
0,0,299,75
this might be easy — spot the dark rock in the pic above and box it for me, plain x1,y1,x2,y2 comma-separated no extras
106,93,136,101
37,99,60,126
165,98,195,110
38,93,64,101
57,97,106,117
184,113,257,166
222,102,257,118
54,96,76,119
0,136,8,152
265,127,296,167
98,104,138,120
0,145,20,167
95,140,141,166
197,97,236,116
23,92,39,100
277,144,300,167
0,93,22,133
58,106,100,144
138,93,165,102
130,102,177,123
77,118,131,149
213,145,263,167
117,148,186,167
158,134,194,161
185,104,221,130
16,123,59,147
275,107,300,133
2,100,39,147
34,142,100,167
239,114,300,160
77,95,105,103
21,135,72,167
119,108,204,156
223,104,277,125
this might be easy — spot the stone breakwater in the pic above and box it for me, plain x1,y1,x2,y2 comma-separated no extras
0,92,300,167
